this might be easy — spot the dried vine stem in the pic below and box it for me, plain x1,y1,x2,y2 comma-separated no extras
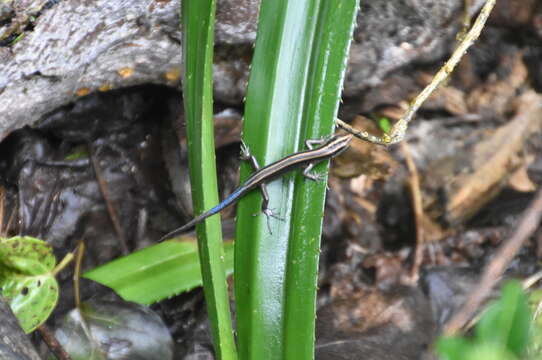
337,0,496,145
401,142,425,282
38,325,73,360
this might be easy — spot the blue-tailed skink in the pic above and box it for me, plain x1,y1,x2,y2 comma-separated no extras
159,134,353,241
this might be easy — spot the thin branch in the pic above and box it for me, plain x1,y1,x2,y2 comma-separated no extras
88,144,129,255
74,240,86,309
336,120,389,145
337,0,496,145
51,253,74,277
38,324,73,360
0,185,6,236
400,142,425,282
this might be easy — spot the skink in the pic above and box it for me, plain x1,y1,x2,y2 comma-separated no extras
159,134,353,241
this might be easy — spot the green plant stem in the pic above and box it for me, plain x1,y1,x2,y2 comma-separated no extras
235,0,358,359
181,1,237,359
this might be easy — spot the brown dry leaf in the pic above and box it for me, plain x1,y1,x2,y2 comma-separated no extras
491,0,538,27
508,165,538,192
316,286,434,360
466,52,528,117
362,253,405,288
417,72,468,116
378,104,408,121
444,90,542,225
418,212,447,244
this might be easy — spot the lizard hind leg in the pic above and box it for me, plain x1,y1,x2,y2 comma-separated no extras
255,175,284,234
240,140,282,232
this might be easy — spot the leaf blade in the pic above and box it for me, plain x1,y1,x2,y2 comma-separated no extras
83,240,234,305
181,1,237,358
0,236,59,333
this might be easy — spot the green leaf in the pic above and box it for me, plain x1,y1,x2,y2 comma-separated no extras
464,343,516,360
378,117,392,134
64,149,88,161
528,289,542,357
0,236,59,333
282,2,358,358
181,0,237,358
0,236,56,274
235,1,358,359
437,338,517,360
83,240,234,305
436,337,475,360
437,281,532,360
476,281,531,357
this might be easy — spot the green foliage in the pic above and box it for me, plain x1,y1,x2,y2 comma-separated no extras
436,281,532,360
84,240,234,305
234,1,358,359
181,0,238,358
526,288,542,357
0,236,59,333
377,117,392,134
64,148,88,160
476,281,531,356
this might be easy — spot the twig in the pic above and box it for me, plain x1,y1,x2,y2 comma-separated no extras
74,240,86,309
400,142,425,282
459,0,473,40
336,120,389,145
443,187,542,335
38,324,73,360
0,185,18,237
6,200,17,236
51,252,74,277
88,144,129,254
459,267,542,333
0,186,4,235
523,270,542,290
336,0,496,145
0,185,6,236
